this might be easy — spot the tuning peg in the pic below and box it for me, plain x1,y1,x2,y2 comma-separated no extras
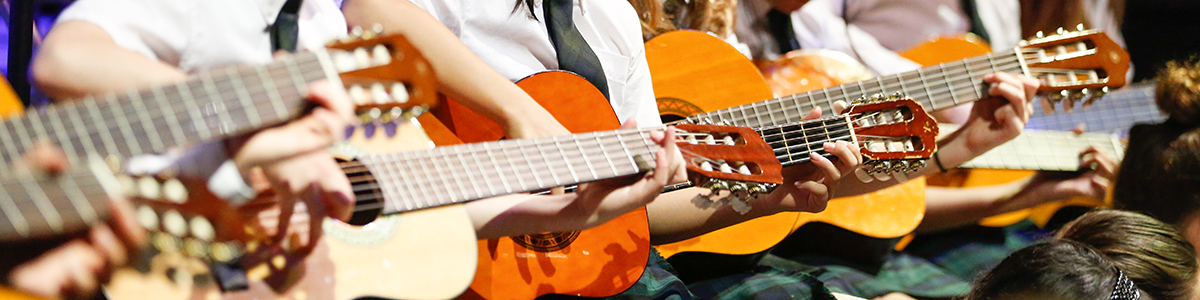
163,178,188,203
729,182,748,196
1036,31,1045,38
700,161,714,172
872,161,892,174
1083,87,1108,108
730,199,751,215
391,83,409,103
350,26,364,39
1076,23,1085,31
723,136,736,146
855,167,874,183
372,45,392,66
705,135,717,145
870,93,885,101
1056,27,1065,35
893,170,909,183
909,160,927,172
354,48,371,68
686,135,699,145
136,205,158,230
737,164,752,175
162,210,187,237
707,180,729,192
719,162,734,173
138,177,161,200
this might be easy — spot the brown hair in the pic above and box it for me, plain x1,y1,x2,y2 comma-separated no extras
1057,210,1198,300
966,239,1121,300
1113,58,1200,226
626,0,676,41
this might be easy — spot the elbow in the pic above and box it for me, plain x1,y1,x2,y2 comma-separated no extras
31,39,86,100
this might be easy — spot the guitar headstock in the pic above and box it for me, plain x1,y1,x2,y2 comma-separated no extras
674,124,783,212
118,170,319,293
845,94,939,182
1018,26,1130,111
326,26,438,124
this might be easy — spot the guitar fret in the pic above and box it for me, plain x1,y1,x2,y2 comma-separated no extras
534,140,564,186
477,143,511,194
0,119,22,166
595,134,618,177
84,100,121,157
510,140,541,188
616,132,637,174
150,85,189,147
385,152,416,212
915,69,937,111
128,90,166,153
20,175,63,234
199,75,236,137
227,67,264,127
941,65,961,106
27,111,54,153
60,172,99,226
105,94,144,155
45,108,79,162
11,116,34,154
962,59,982,99
450,146,482,202
411,154,443,209
0,180,29,238
573,137,599,181
553,137,580,183
255,65,291,124
283,59,310,115
431,147,462,204
176,81,213,140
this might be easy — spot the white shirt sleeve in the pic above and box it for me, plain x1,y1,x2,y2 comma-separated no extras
792,0,921,76
56,0,191,65
625,46,663,128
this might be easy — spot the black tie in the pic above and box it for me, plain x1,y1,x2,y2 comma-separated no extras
269,0,304,53
766,9,800,54
544,0,610,99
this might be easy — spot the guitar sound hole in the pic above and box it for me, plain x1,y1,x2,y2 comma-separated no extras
513,231,580,252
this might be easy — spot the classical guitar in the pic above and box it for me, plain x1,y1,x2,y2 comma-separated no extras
932,125,1127,228
427,70,938,299
646,28,1130,257
103,79,797,300
0,32,433,299
0,32,434,246
1025,80,1161,134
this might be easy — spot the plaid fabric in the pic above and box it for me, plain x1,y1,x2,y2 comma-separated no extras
909,221,1051,282
538,248,696,300
686,254,837,300
782,252,973,299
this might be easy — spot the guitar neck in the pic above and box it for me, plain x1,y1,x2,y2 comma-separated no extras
0,51,338,168
688,50,1023,128
347,116,856,214
959,129,1125,171
1027,81,1163,134
348,128,663,214
0,158,120,242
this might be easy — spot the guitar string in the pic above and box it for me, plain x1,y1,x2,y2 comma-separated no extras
348,127,859,211
0,55,327,165
698,55,1027,128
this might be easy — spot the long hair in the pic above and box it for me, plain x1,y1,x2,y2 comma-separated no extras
1058,210,1198,300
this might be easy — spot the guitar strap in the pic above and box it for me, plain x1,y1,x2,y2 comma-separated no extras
269,0,305,53
959,0,992,46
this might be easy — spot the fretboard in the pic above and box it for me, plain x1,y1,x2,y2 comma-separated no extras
959,129,1125,171
1027,81,1161,135
352,128,662,214
687,50,1024,129
0,158,119,242
756,115,855,167
0,51,337,169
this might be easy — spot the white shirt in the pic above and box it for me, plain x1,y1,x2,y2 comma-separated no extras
408,0,663,127
55,0,348,201
57,0,347,73
734,0,1019,76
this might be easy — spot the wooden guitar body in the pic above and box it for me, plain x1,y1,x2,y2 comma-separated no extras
434,71,650,299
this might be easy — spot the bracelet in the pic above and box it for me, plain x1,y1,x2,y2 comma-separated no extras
933,151,948,173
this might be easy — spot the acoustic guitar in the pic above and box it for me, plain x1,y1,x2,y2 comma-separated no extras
428,70,939,299
646,28,1130,257
0,32,435,300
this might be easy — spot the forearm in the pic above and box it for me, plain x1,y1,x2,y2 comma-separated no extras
918,180,1025,233
647,186,803,244
466,193,626,239
342,0,556,130
32,21,186,100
